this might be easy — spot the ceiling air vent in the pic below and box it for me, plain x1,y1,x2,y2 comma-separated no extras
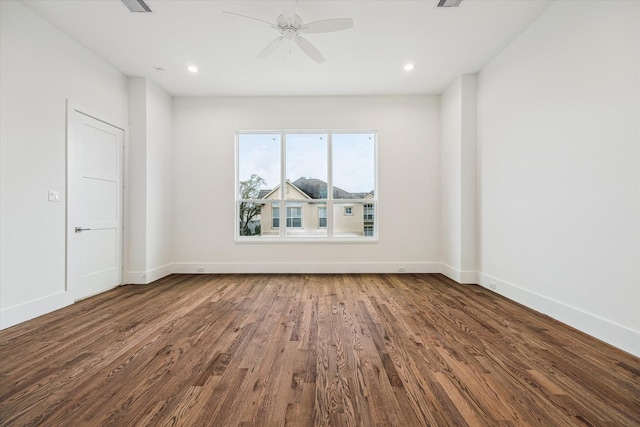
437,0,463,7
121,0,152,13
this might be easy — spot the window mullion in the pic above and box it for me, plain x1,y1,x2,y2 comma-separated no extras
280,131,286,239
327,132,333,238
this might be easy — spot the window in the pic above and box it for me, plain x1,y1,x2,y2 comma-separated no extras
363,204,374,221
318,207,327,228
272,204,280,228
236,131,376,240
286,204,302,228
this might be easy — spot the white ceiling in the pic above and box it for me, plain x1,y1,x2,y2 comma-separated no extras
21,0,554,97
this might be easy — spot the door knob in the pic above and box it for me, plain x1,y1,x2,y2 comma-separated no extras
75,227,91,233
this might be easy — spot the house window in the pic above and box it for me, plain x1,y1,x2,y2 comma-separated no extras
363,204,374,221
364,225,374,236
318,207,327,228
286,205,302,228
236,131,377,240
272,204,280,228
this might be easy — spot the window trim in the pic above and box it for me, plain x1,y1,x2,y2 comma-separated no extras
235,130,378,242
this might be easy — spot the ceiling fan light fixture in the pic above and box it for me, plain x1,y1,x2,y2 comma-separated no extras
120,0,152,13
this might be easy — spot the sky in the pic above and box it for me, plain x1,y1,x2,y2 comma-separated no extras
238,132,375,196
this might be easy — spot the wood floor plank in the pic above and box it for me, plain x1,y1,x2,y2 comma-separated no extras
1,273,639,426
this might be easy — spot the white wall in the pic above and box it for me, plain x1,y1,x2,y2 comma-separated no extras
477,0,640,356
440,75,477,283
146,81,173,280
127,78,149,277
126,78,173,284
172,96,441,273
0,1,128,327
440,80,463,273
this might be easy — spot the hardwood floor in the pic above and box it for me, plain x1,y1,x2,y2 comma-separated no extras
1,274,638,426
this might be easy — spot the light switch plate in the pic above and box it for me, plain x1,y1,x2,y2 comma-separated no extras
48,190,60,202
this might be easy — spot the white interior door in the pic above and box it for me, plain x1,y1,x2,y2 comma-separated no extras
67,107,124,300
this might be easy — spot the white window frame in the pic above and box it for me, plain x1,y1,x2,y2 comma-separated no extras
235,130,378,242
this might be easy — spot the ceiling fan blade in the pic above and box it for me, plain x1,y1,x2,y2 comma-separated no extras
295,36,325,64
222,11,278,29
300,18,354,34
259,36,286,59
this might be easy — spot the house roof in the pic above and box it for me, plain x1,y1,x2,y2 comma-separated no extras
258,179,312,201
259,177,373,200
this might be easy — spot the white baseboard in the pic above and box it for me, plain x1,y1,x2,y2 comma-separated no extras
0,291,73,330
439,263,478,284
124,263,173,284
171,261,441,275
478,273,640,358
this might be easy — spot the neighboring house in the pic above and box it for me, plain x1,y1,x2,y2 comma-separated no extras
258,177,374,237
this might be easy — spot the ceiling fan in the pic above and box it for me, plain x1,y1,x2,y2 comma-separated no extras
223,7,354,64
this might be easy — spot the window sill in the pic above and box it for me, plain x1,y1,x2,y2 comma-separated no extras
235,237,379,244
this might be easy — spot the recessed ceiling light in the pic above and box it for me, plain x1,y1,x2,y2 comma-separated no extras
187,65,199,73
404,63,415,71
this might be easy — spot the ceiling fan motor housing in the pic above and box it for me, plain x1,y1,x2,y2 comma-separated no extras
224,10,354,64
277,14,303,40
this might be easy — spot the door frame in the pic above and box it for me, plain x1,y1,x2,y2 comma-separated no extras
66,101,126,300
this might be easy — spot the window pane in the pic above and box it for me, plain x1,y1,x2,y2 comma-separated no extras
286,134,328,199
333,201,375,237
238,201,287,237
332,203,360,236
238,201,262,236
332,133,375,199
285,202,327,237
238,133,280,199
